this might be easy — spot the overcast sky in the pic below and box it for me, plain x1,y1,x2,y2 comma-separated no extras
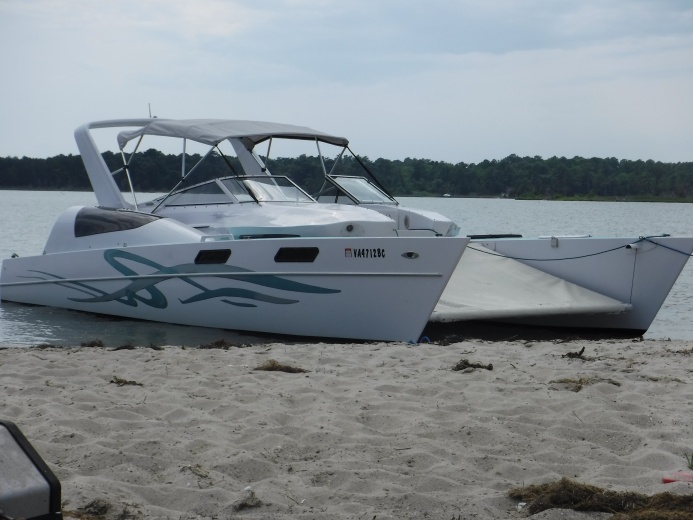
1,0,691,164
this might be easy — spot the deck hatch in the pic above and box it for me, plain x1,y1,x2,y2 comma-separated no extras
194,249,232,264
274,247,320,263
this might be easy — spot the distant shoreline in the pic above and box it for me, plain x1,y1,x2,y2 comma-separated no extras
2,153,692,201
2,187,691,203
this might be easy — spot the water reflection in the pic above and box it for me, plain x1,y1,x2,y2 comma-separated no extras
0,300,266,347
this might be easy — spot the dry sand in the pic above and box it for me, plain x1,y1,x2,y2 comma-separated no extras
1,337,692,519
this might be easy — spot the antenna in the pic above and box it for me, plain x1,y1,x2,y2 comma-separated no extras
148,103,152,118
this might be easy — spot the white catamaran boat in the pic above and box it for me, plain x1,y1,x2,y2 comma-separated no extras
0,120,468,342
2,118,691,338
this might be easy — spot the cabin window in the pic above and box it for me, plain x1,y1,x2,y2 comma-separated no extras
274,247,320,263
194,249,232,264
74,207,160,237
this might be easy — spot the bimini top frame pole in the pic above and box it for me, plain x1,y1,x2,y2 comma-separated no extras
75,119,155,210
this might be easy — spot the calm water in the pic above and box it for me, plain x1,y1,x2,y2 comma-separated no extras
1,190,692,346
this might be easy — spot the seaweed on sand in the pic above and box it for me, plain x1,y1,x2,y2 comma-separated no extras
549,376,621,392
110,375,143,387
509,477,693,519
451,359,493,371
254,359,308,373
81,339,105,348
63,498,138,520
111,343,136,351
232,489,263,511
198,339,252,349
563,346,586,358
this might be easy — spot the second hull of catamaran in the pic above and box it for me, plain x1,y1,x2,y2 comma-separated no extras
432,235,693,334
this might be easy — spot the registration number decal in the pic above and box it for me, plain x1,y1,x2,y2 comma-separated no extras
345,248,386,258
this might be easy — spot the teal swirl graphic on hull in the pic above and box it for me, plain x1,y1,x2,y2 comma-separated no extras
25,249,340,309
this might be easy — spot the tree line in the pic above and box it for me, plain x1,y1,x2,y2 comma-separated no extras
1,150,692,201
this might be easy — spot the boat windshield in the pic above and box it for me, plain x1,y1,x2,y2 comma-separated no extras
153,176,315,209
219,178,256,202
227,176,315,203
329,176,396,204
162,181,232,206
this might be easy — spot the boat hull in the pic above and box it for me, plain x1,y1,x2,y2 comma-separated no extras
437,235,693,332
0,236,467,342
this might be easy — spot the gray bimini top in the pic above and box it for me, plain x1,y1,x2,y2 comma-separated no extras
116,119,350,150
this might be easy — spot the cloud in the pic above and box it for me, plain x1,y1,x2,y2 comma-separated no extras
0,0,691,163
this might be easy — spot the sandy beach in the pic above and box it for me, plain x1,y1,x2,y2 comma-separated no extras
1,337,692,519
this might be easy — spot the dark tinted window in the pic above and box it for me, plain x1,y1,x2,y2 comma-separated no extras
194,249,232,264
74,207,160,237
274,247,319,263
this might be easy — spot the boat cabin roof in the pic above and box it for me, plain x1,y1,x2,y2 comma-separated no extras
117,119,349,150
